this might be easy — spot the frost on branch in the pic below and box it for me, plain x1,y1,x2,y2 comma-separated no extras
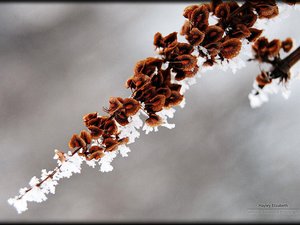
248,78,291,108
9,0,299,214
248,35,299,108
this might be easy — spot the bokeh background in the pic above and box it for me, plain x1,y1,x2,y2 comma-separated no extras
1,2,300,222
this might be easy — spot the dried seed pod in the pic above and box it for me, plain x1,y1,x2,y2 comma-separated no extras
204,25,224,43
230,24,251,39
118,137,129,145
210,0,223,12
151,72,164,87
183,4,199,19
256,5,279,19
176,43,194,55
88,151,105,161
162,41,178,57
153,32,164,48
204,42,221,57
104,119,118,135
227,1,239,12
169,83,182,92
163,32,178,47
256,71,272,88
203,3,213,12
80,130,92,145
220,38,242,59
123,98,140,117
174,69,186,81
140,86,156,102
267,39,281,57
89,146,104,154
165,91,184,108
203,59,216,67
103,138,119,152
180,20,191,36
253,37,269,55
185,28,205,46
191,5,209,29
246,0,277,8
114,110,129,126
133,74,151,89
240,10,257,27
214,2,230,19
88,126,104,139
173,54,197,70
162,68,172,86
69,134,86,149
145,114,162,127
85,117,102,127
107,97,123,115
282,38,293,53
185,65,199,78
83,112,98,126
135,58,163,76
148,95,166,112
247,28,263,42
156,87,172,99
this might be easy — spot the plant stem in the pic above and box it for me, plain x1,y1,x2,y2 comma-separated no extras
270,46,300,79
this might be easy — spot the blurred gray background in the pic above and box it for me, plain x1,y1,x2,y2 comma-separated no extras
1,2,300,222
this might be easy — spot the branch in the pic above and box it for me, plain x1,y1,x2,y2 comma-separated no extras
270,46,300,79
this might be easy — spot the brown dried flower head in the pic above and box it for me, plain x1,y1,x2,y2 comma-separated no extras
83,112,98,127
267,39,281,57
165,90,184,108
145,114,162,127
204,25,224,44
68,134,86,149
256,5,279,19
220,38,242,59
183,4,199,19
104,119,118,135
123,98,140,117
214,2,230,20
88,126,104,139
88,151,105,161
230,24,251,39
185,28,205,46
282,38,293,53
80,130,92,145
107,97,123,115
256,71,272,88
191,5,209,30
114,109,129,126
147,94,166,112
247,28,263,42
89,145,104,154
103,138,119,152
172,54,198,71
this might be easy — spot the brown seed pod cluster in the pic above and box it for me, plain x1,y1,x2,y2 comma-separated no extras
246,0,279,19
125,32,198,127
180,0,273,65
252,37,294,88
68,111,129,161
67,1,285,161
252,37,293,62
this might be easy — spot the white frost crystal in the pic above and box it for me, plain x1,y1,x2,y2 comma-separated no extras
118,111,143,144
248,78,291,108
99,151,118,172
119,145,131,157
